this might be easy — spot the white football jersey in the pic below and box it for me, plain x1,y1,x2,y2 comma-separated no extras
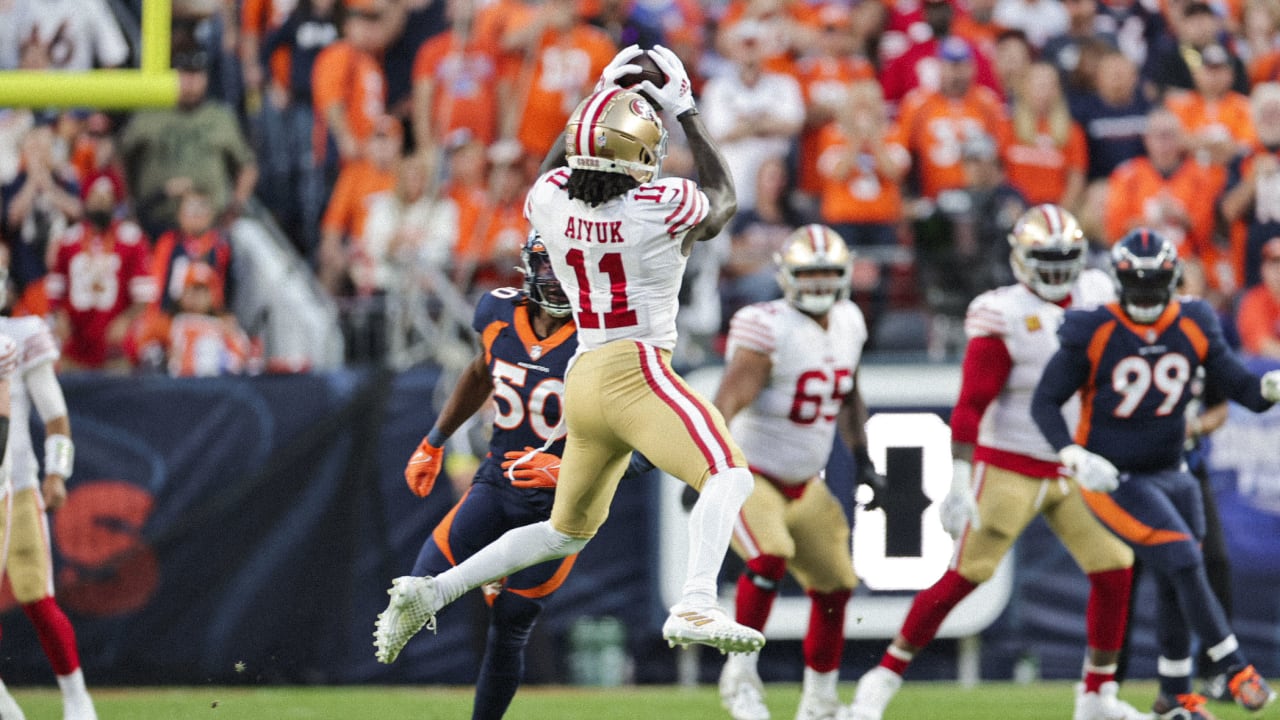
0,316,61,492
724,299,867,484
963,269,1115,461
525,168,709,352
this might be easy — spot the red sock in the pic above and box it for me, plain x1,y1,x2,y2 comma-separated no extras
735,555,787,631
897,570,978,650
1086,568,1132,653
804,589,851,673
23,598,80,675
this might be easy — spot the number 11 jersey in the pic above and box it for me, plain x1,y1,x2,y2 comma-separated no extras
524,168,710,352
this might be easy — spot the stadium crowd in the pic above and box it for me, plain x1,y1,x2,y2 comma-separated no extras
4,0,1280,371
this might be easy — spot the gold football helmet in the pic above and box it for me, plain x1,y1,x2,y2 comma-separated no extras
565,89,668,183
776,224,852,315
1008,204,1087,302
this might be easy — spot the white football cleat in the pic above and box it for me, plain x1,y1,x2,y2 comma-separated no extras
0,683,24,720
663,605,765,654
844,666,903,720
373,575,442,664
720,653,770,720
796,690,841,720
1075,682,1155,720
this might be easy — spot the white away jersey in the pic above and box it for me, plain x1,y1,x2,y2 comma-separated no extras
0,316,61,491
963,269,1114,461
725,299,867,484
525,168,709,352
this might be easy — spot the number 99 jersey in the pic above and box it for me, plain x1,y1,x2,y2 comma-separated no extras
524,168,710,352
724,298,867,485
473,288,577,469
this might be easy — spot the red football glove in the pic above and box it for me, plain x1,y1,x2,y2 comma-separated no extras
501,447,561,489
404,437,445,497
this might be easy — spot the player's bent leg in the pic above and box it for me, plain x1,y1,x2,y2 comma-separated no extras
720,652,770,720
731,479,793,632
374,522,589,663
473,592,543,720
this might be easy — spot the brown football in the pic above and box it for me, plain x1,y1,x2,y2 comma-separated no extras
616,51,667,109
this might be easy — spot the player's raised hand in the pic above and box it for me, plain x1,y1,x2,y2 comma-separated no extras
502,447,561,489
595,45,644,93
1261,370,1280,402
940,459,981,539
1059,444,1120,493
405,437,445,497
640,45,696,117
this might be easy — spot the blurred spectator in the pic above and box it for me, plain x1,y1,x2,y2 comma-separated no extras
257,0,342,259
411,0,501,154
119,49,259,239
714,0,817,75
2,121,82,310
135,263,254,377
1164,42,1256,165
1002,62,1088,208
1094,0,1166,67
361,152,458,297
1103,108,1227,284
1235,236,1280,357
446,137,493,287
952,0,1006,56
1143,0,1248,99
994,0,1069,48
897,37,1009,200
879,0,1002,107
0,111,34,183
381,0,446,120
497,0,616,167
720,155,804,330
318,115,401,296
10,0,129,70
913,132,1027,343
816,80,911,246
311,0,389,168
458,144,529,297
991,28,1033,105
1041,0,1120,87
793,4,877,206
238,0,295,113
151,190,235,315
583,0,665,49
70,113,128,208
701,20,805,213
1220,82,1280,288
45,180,156,373
1245,0,1280,82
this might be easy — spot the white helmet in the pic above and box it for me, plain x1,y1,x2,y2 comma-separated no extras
776,224,852,316
565,89,668,183
1008,203,1088,302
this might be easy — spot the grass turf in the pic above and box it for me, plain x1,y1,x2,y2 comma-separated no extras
6,680,1266,719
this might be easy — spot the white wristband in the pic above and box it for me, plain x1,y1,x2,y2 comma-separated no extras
44,434,73,478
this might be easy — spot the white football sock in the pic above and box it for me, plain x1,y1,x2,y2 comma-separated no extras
432,520,588,605
680,467,752,609
803,667,839,698
0,678,25,720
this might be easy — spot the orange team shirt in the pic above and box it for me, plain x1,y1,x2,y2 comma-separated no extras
242,0,296,90
449,182,490,263
794,54,877,195
1002,118,1087,206
1235,286,1280,355
1103,157,1227,276
312,41,386,158
897,86,1007,199
951,14,1004,60
413,32,501,146
815,122,911,225
1164,91,1257,156
718,1,819,74
1249,49,1280,86
321,159,397,241
503,22,616,157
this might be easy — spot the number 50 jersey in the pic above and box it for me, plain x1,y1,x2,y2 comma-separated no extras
524,168,710,352
473,288,577,466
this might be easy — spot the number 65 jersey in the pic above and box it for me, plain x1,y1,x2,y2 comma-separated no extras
724,298,867,486
524,169,709,352
473,288,576,475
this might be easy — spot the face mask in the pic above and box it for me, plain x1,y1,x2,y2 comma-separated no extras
86,209,113,230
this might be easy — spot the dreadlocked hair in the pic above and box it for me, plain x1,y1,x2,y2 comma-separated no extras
566,169,640,206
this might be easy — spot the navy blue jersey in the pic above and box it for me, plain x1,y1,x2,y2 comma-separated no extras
473,288,576,467
1032,298,1272,473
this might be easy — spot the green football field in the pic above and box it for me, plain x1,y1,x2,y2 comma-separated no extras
4,681,1268,719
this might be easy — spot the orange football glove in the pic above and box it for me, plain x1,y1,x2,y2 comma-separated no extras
405,437,445,497
501,447,561,489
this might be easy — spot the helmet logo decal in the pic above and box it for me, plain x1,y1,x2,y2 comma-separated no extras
629,97,656,121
